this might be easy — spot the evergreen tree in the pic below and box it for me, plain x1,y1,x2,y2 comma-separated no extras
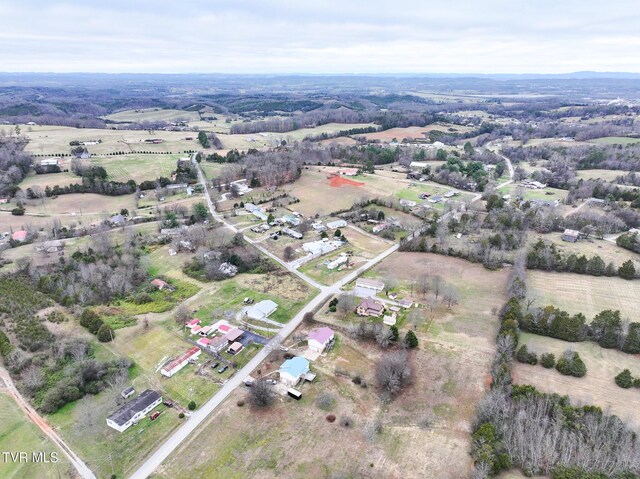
615,369,634,389
97,323,114,342
404,330,418,349
619,260,636,280
586,255,605,276
622,323,640,354
389,325,399,341
540,353,555,369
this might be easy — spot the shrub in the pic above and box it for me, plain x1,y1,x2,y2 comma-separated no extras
540,353,556,369
618,260,636,280
316,392,336,411
516,345,537,365
97,323,115,342
249,379,275,408
178,412,185,419
188,401,196,410
326,414,336,423
615,369,634,389
237,400,245,407
556,350,586,378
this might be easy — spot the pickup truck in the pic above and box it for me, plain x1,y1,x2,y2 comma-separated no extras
149,411,161,421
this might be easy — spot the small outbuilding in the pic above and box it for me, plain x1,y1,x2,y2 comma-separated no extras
246,300,278,321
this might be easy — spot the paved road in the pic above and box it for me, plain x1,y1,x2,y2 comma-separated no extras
128,158,399,479
0,367,97,479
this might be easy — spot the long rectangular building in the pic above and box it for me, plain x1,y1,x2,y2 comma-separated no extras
160,347,201,377
106,389,162,433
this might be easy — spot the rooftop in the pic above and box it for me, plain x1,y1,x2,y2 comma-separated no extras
107,390,161,427
308,327,334,344
280,357,310,378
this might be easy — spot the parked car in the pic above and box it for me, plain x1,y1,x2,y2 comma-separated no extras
265,379,277,385
163,401,174,408
211,362,220,369
243,297,255,305
149,411,161,421
217,365,228,374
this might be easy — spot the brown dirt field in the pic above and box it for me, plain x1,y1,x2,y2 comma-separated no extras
329,175,365,188
514,333,640,427
527,271,640,320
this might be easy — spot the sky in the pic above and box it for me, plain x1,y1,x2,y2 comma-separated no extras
1,0,639,74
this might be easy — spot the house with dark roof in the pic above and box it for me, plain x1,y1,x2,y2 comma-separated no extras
356,297,386,317
106,389,162,432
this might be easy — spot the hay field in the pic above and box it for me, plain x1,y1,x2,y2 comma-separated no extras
24,193,136,216
354,123,473,142
527,271,640,319
575,169,628,181
102,108,200,123
589,137,640,145
89,154,181,182
514,333,640,425
282,168,386,216
18,171,79,190
21,125,199,155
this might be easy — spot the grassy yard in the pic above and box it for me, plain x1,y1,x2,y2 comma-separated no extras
111,278,200,316
575,169,629,182
527,270,640,319
0,394,67,479
588,136,640,145
498,183,568,202
89,154,183,183
527,232,639,269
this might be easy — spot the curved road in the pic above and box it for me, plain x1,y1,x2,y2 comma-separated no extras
128,156,399,479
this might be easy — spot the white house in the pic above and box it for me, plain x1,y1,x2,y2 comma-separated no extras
326,219,347,229
246,300,278,321
106,390,162,433
308,327,335,353
160,347,201,377
279,357,310,387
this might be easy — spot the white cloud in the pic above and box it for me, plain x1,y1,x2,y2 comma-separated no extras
0,0,639,73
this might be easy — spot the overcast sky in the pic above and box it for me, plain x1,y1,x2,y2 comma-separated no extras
1,0,639,74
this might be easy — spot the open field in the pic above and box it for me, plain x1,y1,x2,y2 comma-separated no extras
527,270,640,319
575,169,629,181
24,192,136,217
283,168,378,216
514,333,640,426
17,170,80,190
498,183,568,202
102,108,200,123
190,272,316,326
527,232,640,268
354,123,473,142
0,393,68,479
364,253,509,351
155,253,508,479
154,330,480,479
588,136,640,145
89,154,182,183
21,125,199,155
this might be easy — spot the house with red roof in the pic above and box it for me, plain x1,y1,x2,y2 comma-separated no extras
308,327,335,353
196,337,212,348
160,347,201,378
185,319,201,329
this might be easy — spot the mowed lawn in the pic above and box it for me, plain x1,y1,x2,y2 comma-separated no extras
514,333,640,424
575,169,629,182
102,108,200,123
21,125,199,155
527,270,640,319
89,154,183,183
0,393,67,479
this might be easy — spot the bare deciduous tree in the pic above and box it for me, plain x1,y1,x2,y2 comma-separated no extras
375,351,412,397
174,304,191,326
249,379,276,408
